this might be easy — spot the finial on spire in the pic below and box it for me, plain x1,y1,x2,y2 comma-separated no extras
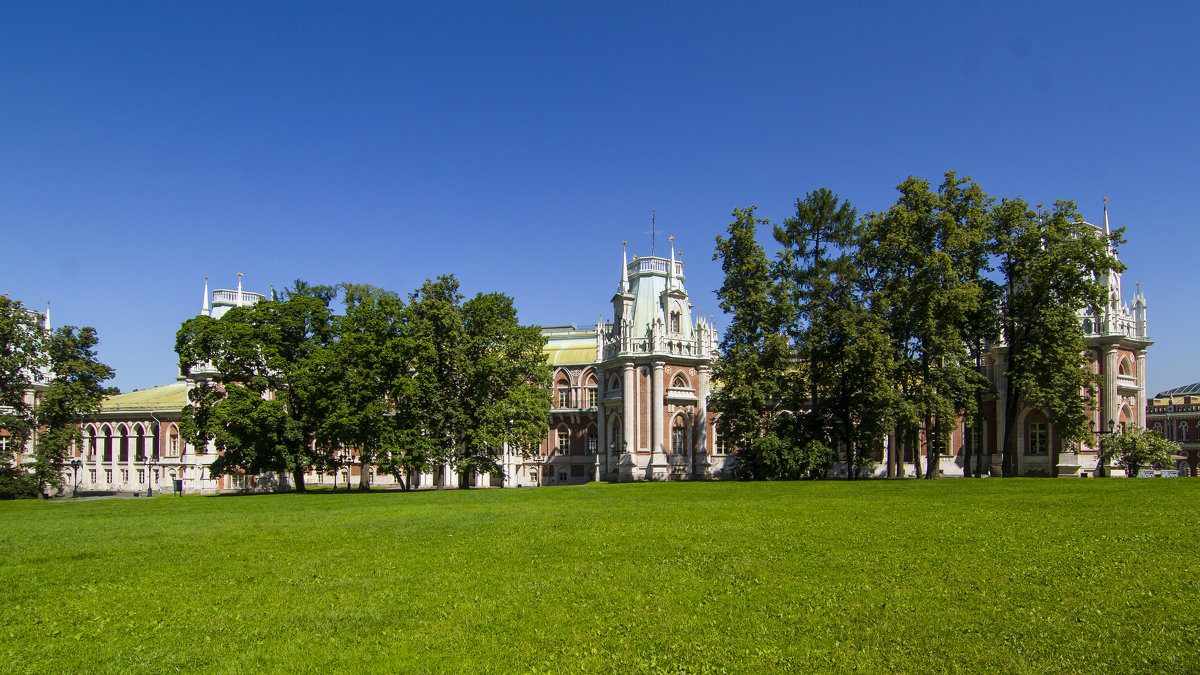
621,241,629,293
1103,197,1111,238
668,236,676,288
202,275,209,316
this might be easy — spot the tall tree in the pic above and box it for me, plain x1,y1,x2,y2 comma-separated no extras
994,198,1121,476
937,172,1000,478
710,206,797,479
775,188,890,478
317,284,410,490
860,176,986,478
0,296,113,498
401,275,549,487
32,326,115,496
177,280,337,491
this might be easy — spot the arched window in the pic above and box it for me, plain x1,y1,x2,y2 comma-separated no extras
117,425,129,462
102,425,113,462
1154,423,1163,437
556,426,570,456
133,424,146,461
586,426,598,454
672,373,689,389
1178,461,1190,477
583,371,598,408
670,311,681,333
168,425,180,457
87,427,97,460
1180,422,1189,442
556,377,570,408
671,416,687,455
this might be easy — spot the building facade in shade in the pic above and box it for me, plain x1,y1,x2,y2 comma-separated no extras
1146,384,1200,477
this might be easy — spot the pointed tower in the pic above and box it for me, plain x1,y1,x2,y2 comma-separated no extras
202,276,210,317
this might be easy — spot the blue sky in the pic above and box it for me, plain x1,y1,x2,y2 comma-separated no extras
2,1,1197,397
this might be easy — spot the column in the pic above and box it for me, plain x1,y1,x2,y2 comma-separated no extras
1135,349,1148,428
696,364,710,477
597,399,608,478
650,361,665,479
1103,345,1119,426
622,362,636,481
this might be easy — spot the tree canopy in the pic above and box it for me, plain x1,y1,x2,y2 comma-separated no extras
175,275,549,491
712,172,1122,479
1,296,114,498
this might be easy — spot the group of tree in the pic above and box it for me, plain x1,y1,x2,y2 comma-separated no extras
175,276,550,491
0,295,114,498
712,171,1132,479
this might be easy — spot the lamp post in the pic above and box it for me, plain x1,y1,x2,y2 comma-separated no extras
145,454,157,497
70,459,82,498
1090,418,1117,477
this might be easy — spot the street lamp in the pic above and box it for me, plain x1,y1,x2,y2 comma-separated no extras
70,459,82,498
145,454,157,497
1090,418,1117,477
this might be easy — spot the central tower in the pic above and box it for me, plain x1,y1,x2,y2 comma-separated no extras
596,238,720,480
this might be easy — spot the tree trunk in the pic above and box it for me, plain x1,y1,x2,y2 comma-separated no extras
292,467,307,493
887,429,897,478
1001,388,1019,477
924,411,935,479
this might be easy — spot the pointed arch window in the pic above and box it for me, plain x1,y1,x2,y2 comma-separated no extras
670,311,681,333
671,416,687,455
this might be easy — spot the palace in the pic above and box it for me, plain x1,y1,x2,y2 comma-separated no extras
10,205,1164,494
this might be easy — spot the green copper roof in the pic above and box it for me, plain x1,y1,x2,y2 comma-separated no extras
101,383,188,412
543,331,598,367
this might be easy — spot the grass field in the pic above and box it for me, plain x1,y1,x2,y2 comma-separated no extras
1,479,1198,674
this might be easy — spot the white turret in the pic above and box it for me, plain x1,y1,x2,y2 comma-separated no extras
202,276,210,317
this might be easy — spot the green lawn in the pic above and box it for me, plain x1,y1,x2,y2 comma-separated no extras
1,480,1197,674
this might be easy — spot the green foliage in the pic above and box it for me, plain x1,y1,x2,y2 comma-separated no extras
995,198,1121,475
1101,427,1180,477
0,296,113,498
177,281,338,490
1,481,1197,672
176,276,549,491
711,206,794,474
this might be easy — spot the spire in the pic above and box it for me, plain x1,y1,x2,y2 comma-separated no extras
44,301,50,331
202,275,209,316
270,283,277,301
236,273,244,307
1103,196,1110,237
621,241,629,294
668,236,676,290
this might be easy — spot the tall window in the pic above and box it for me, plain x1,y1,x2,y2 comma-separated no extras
587,429,598,454
557,428,570,455
671,417,686,455
557,379,570,408
1180,423,1189,442
670,311,681,333
587,388,597,408
170,433,179,457
1028,423,1048,455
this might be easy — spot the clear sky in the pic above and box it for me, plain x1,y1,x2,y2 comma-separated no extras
2,2,1197,397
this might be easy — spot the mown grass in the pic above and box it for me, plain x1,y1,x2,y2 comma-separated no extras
1,479,1198,674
